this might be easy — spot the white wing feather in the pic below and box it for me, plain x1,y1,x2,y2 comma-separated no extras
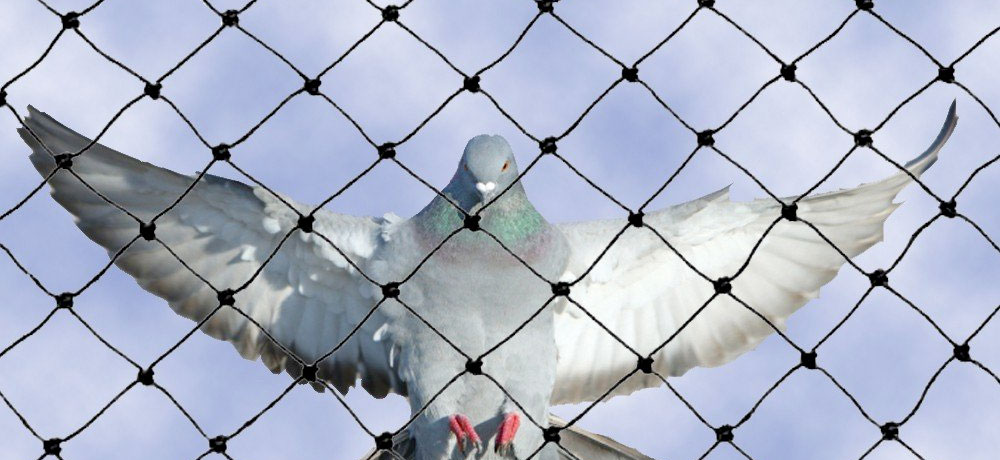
20,107,405,397
551,102,957,405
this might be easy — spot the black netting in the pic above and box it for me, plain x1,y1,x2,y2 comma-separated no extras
1,1,997,459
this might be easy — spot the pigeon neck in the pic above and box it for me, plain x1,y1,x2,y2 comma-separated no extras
416,183,547,243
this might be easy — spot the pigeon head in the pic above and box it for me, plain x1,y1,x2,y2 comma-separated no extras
448,134,520,209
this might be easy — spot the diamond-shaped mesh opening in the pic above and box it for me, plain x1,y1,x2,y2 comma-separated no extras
715,1,858,60
890,220,998,338
76,1,221,78
714,84,856,193
546,84,697,209
152,328,305,434
480,16,625,135
388,0,539,71
65,385,208,460
735,370,877,460
819,290,954,420
796,13,939,127
897,362,1000,459
234,1,383,76
0,1,996,459
552,383,718,459
318,26,464,140
0,308,137,434
163,30,307,141
638,9,780,128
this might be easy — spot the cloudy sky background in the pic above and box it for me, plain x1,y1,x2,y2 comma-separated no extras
0,1,998,459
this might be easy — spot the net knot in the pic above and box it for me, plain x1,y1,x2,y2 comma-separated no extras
627,211,644,227
880,422,898,440
221,10,239,27
800,350,817,369
551,282,570,297
297,215,315,233
854,129,872,147
0,90,7,107
54,153,73,169
61,12,80,29
303,78,322,95
938,199,957,218
622,66,639,82
137,367,155,385
56,293,74,309
209,435,228,453
713,277,732,294
536,0,555,13
539,137,557,154
382,282,400,299
463,214,481,231
302,364,318,382
139,222,156,241
856,0,874,11
715,425,734,442
781,203,798,221
212,144,231,161
937,66,955,83
465,358,483,375
382,5,400,22
378,143,397,160
698,0,716,7
463,75,481,93
637,357,654,374
868,269,888,287
780,63,797,82
697,129,715,147
953,343,971,362
143,82,161,100
217,289,236,306
375,432,394,450
543,426,561,443
43,438,62,455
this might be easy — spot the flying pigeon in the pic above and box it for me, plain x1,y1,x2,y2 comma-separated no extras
19,102,956,460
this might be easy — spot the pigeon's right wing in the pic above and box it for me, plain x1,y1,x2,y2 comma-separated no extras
20,107,406,397
550,103,957,405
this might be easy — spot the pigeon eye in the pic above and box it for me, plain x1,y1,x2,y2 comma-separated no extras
501,160,509,172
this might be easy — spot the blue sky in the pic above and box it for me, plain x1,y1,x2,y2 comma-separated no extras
0,1,998,459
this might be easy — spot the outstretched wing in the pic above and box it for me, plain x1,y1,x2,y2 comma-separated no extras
550,102,957,405
20,107,405,397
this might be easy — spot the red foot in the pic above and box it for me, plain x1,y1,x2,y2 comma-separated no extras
449,414,482,454
494,412,520,455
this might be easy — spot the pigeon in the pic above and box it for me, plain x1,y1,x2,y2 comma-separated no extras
19,102,956,460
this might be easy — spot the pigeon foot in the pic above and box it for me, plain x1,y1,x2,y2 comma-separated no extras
494,412,520,456
449,414,482,455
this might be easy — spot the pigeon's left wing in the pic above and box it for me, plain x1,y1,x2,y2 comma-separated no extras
550,103,957,405
20,107,406,398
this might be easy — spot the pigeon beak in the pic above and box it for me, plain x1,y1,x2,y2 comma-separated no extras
475,181,497,199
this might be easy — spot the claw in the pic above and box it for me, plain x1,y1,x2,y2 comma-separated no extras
494,412,520,456
449,414,482,455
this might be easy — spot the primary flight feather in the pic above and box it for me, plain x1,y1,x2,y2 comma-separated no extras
19,102,956,460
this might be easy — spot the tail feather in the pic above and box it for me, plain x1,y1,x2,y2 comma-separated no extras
550,416,654,460
903,100,957,174
361,415,653,460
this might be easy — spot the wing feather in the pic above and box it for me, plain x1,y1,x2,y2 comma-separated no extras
20,107,406,397
551,102,957,404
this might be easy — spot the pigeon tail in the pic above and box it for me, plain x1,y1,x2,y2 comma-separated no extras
364,415,654,460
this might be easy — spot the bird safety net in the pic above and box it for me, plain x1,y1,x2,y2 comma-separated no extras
0,0,997,459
